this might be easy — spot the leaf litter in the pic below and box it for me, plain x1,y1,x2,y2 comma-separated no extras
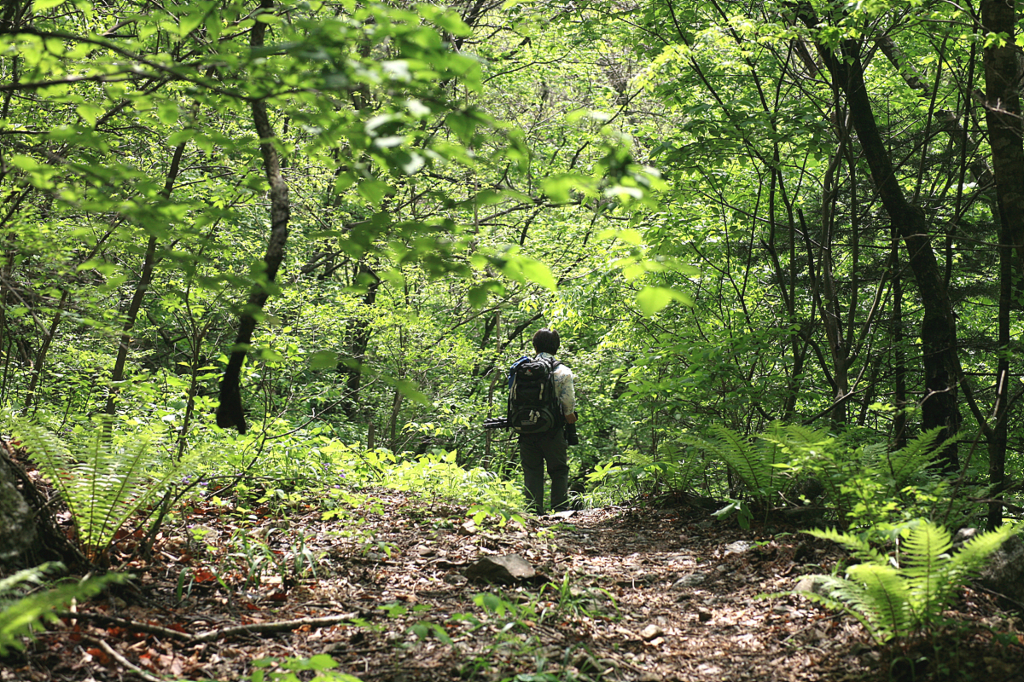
3,489,1022,682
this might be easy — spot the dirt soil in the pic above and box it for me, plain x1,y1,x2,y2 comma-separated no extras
3,488,1023,682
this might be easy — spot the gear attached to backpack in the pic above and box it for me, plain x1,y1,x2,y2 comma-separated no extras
507,356,562,434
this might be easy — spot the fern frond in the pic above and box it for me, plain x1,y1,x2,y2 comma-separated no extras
846,564,912,642
84,429,161,552
9,416,184,562
796,572,905,645
767,422,830,449
682,425,777,495
948,522,1021,581
805,527,885,564
804,520,1022,645
882,427,948,485
758,422,842,498
898,521,953,622
0,567,125,655
9,419,76,511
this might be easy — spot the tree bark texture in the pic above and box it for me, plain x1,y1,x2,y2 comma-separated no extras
808,27,962,470
0,442,87,569
980,0,1024,527
216,0,291,434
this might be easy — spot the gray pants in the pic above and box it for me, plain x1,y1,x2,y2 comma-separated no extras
519,428,568,515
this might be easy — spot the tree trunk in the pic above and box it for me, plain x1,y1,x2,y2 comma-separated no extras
105,141,187,415
216,0,291,434
808,27,962,470
24,289,69,412
980,0,1024,528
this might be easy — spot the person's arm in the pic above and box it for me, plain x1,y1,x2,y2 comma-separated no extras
554,365,576,420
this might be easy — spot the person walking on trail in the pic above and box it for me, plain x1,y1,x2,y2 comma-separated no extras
511,328,577,516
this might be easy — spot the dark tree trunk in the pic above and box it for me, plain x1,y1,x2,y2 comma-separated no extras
808,27,962,471
980,0,1024,528
216,0,291,434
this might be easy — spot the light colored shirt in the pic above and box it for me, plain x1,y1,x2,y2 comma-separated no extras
536,352,575,416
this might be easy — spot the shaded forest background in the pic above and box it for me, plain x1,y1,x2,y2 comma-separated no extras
1,0,1023,562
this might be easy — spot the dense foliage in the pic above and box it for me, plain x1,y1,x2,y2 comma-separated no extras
1,0,1022,544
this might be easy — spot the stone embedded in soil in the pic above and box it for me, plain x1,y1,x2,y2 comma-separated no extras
673,572,707,587
639,624,664,640
958,532,1024,606
463,553,536,584
793,575,831,596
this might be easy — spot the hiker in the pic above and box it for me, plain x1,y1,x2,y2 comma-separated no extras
508,328,577,515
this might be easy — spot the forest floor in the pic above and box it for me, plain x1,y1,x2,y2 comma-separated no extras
4,487,1024,682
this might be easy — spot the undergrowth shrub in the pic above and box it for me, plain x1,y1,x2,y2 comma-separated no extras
3,413,191,563
583,442,704,507
585,420,975,530
793,520,1021,644
0,563,124,655
220,432,525,513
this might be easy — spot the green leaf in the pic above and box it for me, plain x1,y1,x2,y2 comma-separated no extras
445,111,478,144
395,379,430,406
636,286,692,316
75,103,102,126
157,102,180,126
597,228,643,244
468,285,489,308
167,128,196,146
518,258,556,291
260,348,284,362
254,12,283,24
179,9,205,37
540,173,597,203
308,351,338,370
357,179,392,207
32,0,66,10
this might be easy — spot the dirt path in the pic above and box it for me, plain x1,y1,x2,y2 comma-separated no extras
3,490,1020,682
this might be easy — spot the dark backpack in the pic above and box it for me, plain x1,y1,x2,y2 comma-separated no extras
507,357,562,434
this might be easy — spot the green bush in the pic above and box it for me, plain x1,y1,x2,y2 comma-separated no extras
0,563,124,655
796,520,1020,644
4,414,191,563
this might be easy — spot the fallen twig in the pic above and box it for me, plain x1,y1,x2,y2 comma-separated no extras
82,635,164,682
191,613,361,642
63,611,361,643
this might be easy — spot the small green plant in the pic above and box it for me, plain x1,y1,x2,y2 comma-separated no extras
5,414,189,563
468,504,527,530
0,563,124,654
227,530,283,588
712,497,753,529
242,655,362,682
794,520,1020,644
538,574,618,622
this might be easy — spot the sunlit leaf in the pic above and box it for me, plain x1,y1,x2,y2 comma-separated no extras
636,286,693,316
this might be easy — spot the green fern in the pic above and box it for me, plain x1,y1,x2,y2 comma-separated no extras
682,425,784,497
7,416,184,563
0,563,124,654
801,520,1021,643
759,422,840,501
874,427,952,487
